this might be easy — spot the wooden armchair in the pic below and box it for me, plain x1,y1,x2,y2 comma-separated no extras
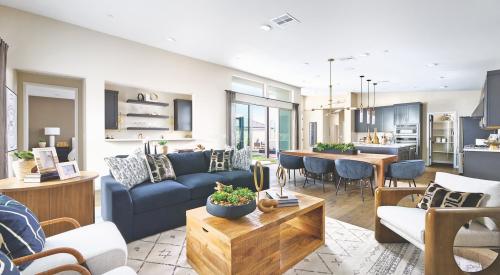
375,179,500,275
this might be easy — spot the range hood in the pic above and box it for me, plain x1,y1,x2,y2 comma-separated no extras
471,94,484,117
473,69,500,129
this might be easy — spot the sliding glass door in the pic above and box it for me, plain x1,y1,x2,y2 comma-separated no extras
233,104,292,160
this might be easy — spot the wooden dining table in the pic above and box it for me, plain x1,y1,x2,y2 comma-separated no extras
281,150,398,187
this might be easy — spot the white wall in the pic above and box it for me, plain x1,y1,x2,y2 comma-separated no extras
0,6,300,180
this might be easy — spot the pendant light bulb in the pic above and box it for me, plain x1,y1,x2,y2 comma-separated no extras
359,75,364,123
372,82,377,125
367,79,371,125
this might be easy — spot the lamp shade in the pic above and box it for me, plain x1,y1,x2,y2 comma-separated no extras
44,127,60,136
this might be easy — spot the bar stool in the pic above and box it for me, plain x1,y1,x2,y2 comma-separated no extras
303,156,335,192
385,160,425,187
334,159,374,201
278,153,305,186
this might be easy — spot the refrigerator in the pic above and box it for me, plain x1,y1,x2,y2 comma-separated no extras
457,116,496,173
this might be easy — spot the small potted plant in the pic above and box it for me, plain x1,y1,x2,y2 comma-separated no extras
313,142,358,155
38,137,47,148
158,140,168,154
12,151,36,180
206,182,256,219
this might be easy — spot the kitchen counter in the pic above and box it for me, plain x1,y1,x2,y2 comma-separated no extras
463,149,500,181
353,143,418,160
463,147,500,153
353,143,412,148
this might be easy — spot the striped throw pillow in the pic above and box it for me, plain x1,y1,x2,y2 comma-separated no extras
0,250,20,275
0,195,45,270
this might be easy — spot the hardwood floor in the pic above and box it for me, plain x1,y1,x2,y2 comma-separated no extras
269,163,457,230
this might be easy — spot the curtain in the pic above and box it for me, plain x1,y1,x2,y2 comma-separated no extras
225,90,236,146
0,38,8,179
292,103,300,149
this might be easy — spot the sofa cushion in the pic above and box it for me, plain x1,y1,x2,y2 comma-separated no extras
129,181,190,214
216,170,254,189
435,172,500,231
23,222,126,275
175,173,223,199
378,206,426,246
167,152,208,176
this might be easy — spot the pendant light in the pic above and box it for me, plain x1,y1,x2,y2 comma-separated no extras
367,79,371,124
359,75,364,123
371,82,377,125
326,58,335,116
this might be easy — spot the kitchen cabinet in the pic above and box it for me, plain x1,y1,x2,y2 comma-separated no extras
380,106,395,132
477,70,500,129
355,144,415,161
354,109,366,132
105,89,119,129
174,99,193,131
394,103,422,125
355,106,395,133
463,150,500,181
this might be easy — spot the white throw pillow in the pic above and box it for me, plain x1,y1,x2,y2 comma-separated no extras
232,147,252,170
104,153,150,189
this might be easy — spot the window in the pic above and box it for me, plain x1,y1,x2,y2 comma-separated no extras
267,86,291,101
231,76,264,97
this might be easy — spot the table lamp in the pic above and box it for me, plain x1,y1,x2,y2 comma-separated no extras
44,127,60,147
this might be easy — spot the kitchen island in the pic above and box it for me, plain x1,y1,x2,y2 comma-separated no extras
463,147,500,181
354,143,418,161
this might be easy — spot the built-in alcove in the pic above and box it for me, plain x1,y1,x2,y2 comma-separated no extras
104,82,193,142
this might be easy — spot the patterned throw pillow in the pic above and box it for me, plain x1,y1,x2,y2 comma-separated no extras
145,154,176,182
0,250,20,275
208,149,232,172
440,191,484,208
416,182,449,210
104,155,150,188
232,147,251,170
0,195,45,271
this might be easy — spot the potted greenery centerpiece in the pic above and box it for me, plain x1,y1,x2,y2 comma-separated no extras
12,151,36,180
313,142,358,155
206,182,256,219
158,140,168,154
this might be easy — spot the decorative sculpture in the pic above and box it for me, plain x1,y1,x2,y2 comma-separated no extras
253,161,278,213
275,165,288,198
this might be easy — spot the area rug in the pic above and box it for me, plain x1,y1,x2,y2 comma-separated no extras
125,217,482,275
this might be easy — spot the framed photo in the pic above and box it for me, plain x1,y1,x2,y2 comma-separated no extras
56,161,81,180
33,147,60,174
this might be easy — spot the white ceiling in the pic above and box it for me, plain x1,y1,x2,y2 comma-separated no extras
2,0,500,95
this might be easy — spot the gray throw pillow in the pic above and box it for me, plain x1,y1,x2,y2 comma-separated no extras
232,147,252,170
104,155,150,188
145,154,176,182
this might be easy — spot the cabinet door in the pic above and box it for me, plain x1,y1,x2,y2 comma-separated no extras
354,109,367,132
174,99,193,131
371,107,383,132
407,103,422,125
382,106,395,132
354,110,361,132
394,105,404,125
105,90,118,129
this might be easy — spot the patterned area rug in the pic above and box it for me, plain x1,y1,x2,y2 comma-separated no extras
125,217,482,275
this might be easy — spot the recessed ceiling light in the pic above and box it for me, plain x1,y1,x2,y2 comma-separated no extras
383,50,390,53
359,52,370,57
106,14,114,19
345,67,355,71
315,75,320,78
260,24,272,31
303,62,309,65
427,63,439,67
439,76,446,79
441,85,448,89
166,37,176,42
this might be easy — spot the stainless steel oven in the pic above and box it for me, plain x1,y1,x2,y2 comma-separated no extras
395,124,420,158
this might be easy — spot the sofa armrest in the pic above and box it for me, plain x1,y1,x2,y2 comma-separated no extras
100,176,134,242
250,164,270,190
424,207,500,274
375,187,426,208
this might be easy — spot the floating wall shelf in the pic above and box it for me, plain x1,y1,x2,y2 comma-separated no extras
126,99,169,107
126,113,169,118
126,127,169,131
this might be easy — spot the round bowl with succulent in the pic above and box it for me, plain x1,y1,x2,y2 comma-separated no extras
206,182,256,219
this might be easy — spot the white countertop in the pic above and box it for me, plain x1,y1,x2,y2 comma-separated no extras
463,147,500,153
353,143,413,148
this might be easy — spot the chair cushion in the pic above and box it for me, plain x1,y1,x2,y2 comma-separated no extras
23,222,127,275
377,206,426,246
435,172,500,231
0,250,20,275
0,195,45,271
175,173,223,199
378,206,500,249
167,152,208,176
216,170,254,189
129,181,191,214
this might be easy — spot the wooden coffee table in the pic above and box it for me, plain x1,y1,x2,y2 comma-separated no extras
186,190,325,274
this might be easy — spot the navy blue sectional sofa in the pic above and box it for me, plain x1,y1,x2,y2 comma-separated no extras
101,151,269,242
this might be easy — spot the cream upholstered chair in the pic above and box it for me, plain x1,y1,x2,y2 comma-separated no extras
13,218,128,275
375,172,500,275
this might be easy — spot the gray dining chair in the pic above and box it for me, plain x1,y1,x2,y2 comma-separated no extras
385,160,425,187
334,159,374,201
303,156,335,192
278,153,305,186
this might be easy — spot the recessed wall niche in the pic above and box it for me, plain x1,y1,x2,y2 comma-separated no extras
104,82,192,142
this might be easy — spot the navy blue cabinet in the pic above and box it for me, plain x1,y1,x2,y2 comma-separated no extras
105,90,119,129
394,103,422,126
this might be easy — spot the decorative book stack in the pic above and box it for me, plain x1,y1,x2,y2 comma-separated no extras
265,191,299,207
23,172,59,183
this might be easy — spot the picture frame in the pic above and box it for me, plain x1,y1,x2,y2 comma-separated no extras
32,147,60,174
56,161,80,180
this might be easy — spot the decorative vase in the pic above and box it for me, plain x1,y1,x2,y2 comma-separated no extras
161,145,168,154
206,196,256,219
366,129,373,144
12,159,36,180
373,128,380,144
38,142,46,148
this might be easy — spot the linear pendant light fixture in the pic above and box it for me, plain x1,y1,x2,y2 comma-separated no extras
372,82,377,125
367,79,371,124
359,75,364,123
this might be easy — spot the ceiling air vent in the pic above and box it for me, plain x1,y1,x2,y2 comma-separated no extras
271,13,301,28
